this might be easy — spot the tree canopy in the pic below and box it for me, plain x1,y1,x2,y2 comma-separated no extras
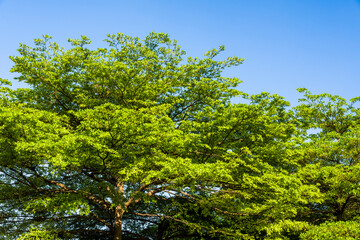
0,33,359,240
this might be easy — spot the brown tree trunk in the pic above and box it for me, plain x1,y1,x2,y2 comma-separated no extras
113,181,125,240
156,218,169,240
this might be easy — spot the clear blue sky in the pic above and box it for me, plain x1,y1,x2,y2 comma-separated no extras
1,0,360,105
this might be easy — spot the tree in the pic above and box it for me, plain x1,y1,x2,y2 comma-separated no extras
0,33,319,239
295,89,360,237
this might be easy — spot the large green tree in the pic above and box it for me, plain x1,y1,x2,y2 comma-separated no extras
0,33,319,240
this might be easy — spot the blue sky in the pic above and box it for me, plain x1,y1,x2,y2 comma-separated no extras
0,0,359,105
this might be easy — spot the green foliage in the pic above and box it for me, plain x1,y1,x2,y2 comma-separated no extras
300,221,360,240
0,33,359,239
17,228,62,240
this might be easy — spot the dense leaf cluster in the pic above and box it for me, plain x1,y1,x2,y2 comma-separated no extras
0,33,359,239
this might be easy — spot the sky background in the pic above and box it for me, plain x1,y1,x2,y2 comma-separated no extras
0,0,359,105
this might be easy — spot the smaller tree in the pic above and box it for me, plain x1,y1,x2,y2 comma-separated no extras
295,89,360,225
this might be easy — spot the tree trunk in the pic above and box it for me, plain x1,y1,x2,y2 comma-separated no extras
113,181,125,240
157,218,169,240
114,205,125,240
